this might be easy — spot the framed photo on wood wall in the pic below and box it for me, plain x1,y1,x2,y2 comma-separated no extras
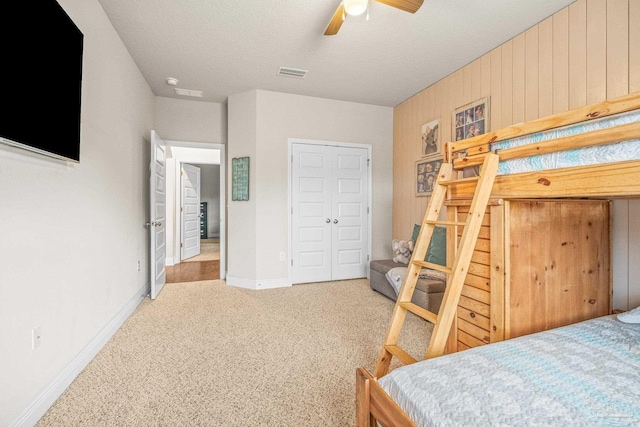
416,157,443,197
452,97,489,142
421,118,440,158
452,97,490,177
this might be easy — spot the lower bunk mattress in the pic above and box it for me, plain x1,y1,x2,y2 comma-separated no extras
378,315,640,426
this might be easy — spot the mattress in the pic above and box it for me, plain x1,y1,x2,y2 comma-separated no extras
378,315,640,426
491,110,640,175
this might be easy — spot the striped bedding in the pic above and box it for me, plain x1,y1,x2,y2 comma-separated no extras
378,315,640,426
491,110,640,175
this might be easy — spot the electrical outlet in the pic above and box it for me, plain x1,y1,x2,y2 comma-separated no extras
137,260,141,272
279,252,286,261
32,327,42,350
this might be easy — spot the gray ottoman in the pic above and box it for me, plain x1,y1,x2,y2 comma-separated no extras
369,259,445,314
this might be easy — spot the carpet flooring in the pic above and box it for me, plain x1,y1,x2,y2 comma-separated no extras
37,279,432,426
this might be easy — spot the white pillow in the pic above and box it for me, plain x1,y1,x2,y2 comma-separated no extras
617,305,640,324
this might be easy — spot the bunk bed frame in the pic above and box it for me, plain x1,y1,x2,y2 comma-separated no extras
356,91,640,427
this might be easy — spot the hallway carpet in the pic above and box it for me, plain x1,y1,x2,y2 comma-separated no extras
37,279,431,426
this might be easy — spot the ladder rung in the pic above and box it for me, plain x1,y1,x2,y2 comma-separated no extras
384,345,418,366
411,260,451,274
398,302,438,324
439,176,480,186
425,220,466,226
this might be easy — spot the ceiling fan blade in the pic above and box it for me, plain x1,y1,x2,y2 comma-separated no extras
374,0,423,13
324,3,345,35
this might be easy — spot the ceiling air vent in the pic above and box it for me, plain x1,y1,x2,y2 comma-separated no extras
278,67,308,79
175,88,204,98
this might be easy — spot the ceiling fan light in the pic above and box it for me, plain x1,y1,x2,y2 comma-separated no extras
343,0,368,16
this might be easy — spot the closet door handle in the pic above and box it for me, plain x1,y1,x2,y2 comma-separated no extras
326,218,331,223
333,219,338,224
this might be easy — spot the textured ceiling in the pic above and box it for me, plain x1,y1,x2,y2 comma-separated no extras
96,0,576,107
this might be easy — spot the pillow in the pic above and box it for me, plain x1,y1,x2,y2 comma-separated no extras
411,224,447,266
617,305,640,324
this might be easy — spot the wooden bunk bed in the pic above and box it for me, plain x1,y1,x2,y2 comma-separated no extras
356,92,640,427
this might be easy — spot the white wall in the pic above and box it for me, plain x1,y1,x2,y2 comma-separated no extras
154,97,227,144
227,90,393,287
0,0,155,424
227,91,258,280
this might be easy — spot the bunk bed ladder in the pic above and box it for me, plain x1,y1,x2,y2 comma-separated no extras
374,153,499,378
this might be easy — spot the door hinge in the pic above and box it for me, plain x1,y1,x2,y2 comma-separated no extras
180,243,183,248
367,254,370,261
367,158,370,167
181,207,183,212
180,170,183,176
291,154,294,163
367,207,370,214
291,207,293,215
291,259,293,266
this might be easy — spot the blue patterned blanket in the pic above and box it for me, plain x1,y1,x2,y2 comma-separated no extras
379,316,640,426
491,110,640,175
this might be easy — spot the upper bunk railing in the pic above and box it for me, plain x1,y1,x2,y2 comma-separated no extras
445,91,640,166
443,92,640,199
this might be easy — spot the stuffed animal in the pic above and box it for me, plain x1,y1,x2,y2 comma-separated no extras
392,239,414,264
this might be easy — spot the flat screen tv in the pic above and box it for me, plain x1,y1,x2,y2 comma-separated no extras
1,1,84,162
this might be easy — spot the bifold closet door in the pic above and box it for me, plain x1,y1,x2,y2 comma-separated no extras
291,143,368,284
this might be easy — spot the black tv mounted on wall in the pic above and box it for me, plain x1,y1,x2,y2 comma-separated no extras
1,1,84,162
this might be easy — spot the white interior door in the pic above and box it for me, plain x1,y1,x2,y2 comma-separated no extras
149,131,167,299
292,144,332,283
181,163,201,260
291,142,369,284
332,146,369,280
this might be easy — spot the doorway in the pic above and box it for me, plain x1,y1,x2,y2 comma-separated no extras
163,141,226,283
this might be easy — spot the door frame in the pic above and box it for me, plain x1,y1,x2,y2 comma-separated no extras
288,138,372,284
167,140,227,280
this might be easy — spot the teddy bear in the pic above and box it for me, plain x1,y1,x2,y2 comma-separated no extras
392,239,414,264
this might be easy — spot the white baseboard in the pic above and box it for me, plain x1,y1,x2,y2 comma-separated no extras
226,275,291,290
9,283,148,427
165,257,175,266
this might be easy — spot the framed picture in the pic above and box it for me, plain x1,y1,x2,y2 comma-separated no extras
231,157,249,201
452,97,489,142
421,118,440,158
416,157,443,197
452,97,490,176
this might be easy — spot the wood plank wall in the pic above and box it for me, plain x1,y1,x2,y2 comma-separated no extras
613,200,640,310
393,0,639,238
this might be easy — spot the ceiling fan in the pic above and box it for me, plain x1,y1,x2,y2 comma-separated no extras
324,0,424,35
